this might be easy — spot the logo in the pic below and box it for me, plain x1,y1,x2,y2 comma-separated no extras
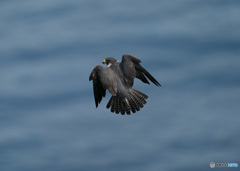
210,162,215,168
210,162,238,168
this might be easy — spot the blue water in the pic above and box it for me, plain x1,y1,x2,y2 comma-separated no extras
1,0,240,170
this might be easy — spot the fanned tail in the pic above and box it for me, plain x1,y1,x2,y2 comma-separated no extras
106,88,148,115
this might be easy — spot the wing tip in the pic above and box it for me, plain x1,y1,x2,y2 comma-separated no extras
155,82,161,87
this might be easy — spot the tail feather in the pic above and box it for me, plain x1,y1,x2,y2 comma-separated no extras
124,101,131,115
106,88,148,115
110,96,115,113
131,88,147,105
132,88,148,99
106,96,113,109
126,96,136,114
129,94,139,112
119,99,125,115
130,93,142,109
115,96,120,114
123,97,131,115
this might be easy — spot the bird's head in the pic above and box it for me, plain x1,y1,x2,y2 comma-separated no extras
102,57,117,67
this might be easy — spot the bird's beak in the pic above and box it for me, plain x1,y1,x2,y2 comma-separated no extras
102,60,106,64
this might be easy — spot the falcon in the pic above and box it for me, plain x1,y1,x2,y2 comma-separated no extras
89,54,161,115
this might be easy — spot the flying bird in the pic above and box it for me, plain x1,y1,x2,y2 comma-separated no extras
89,54,161,115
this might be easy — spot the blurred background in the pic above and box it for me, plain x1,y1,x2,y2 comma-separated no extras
0,0,240,170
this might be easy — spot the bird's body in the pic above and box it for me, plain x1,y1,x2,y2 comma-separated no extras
89,54,160,115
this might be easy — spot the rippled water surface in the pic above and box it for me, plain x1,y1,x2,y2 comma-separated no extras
1,0,240,170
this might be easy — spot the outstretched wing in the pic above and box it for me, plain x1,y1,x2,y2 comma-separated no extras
89,65,117,108
120,54,161,87
89,65,106,108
